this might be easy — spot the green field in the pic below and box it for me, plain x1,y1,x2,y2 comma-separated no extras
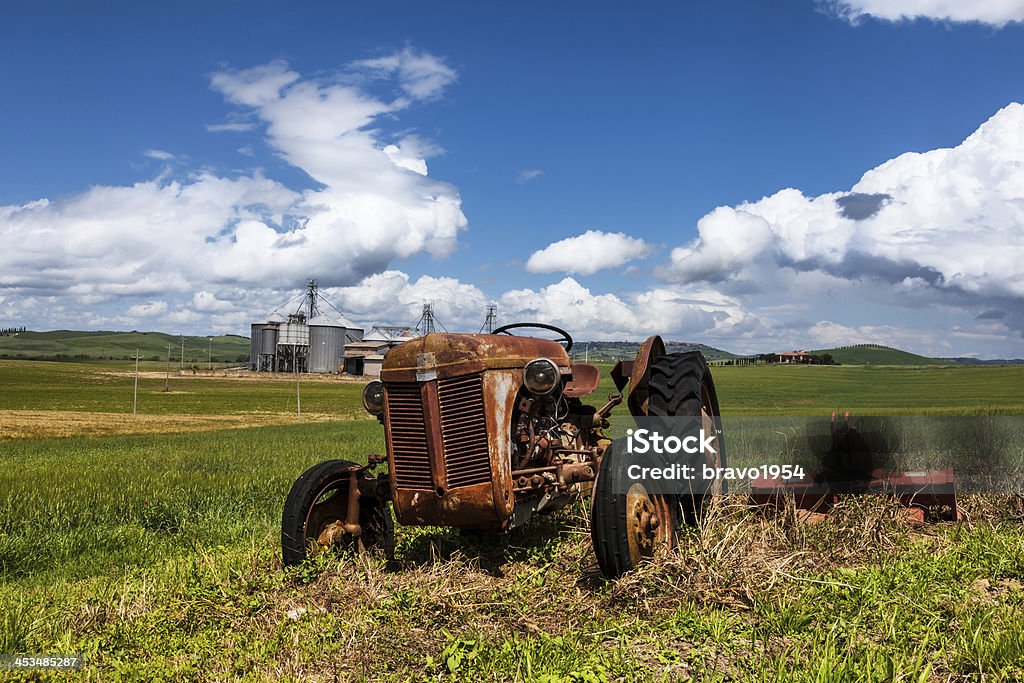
2,360,1024,681
0,330,251,363
811,344,947,366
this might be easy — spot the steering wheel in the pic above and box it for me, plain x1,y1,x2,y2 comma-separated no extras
491,322,573,352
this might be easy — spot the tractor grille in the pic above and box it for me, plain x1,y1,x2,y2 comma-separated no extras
385,382,433,490
437,375,492,489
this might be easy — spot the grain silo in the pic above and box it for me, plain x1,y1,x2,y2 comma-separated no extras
257,313,283,371
249,280,362,374
309,314,348,373
249,323,264,370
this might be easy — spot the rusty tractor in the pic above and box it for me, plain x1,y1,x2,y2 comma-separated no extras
281,324,725,579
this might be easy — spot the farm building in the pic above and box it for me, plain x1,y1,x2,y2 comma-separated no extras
343,327,415,377
249,281,364,374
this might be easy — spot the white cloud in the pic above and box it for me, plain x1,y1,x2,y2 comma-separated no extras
829,0,1024,26
126,300,168,317
192,291,234,312
807,320,950,353
209,60,301,108
526,230,652,276
143,149,174,160
206,122,258,133
320,270,760,343
517,169,544,183
351,47,457,101
326,271,488,331
0,52,467,301
663,103,1024,340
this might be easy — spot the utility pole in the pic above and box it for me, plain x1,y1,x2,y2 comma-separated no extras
131,349,142,415
295,362,302,424
165,343,171,392
179,334,184,370
208,337,212,370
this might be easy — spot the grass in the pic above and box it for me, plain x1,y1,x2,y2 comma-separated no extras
0,421,381,584
0,330,251,362
607,363,1024,416
1,359,1024,680
809,344,946,366
0,359,366,415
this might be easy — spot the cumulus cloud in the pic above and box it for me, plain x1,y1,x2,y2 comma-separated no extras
663,103,1024,338
526,230,652,276
0,51,467,303
807,320,951,353
319,270,761,343
828,0,1024,26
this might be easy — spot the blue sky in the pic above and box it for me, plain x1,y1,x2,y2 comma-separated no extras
1,1,1023,357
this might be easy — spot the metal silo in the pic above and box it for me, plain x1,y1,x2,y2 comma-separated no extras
249,323,264,370
259,318,280,371
309,314,347,373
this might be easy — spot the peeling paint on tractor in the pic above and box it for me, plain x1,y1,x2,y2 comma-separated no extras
381,333,572,529
486,369,518,521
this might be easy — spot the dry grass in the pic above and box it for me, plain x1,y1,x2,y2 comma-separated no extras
98,368,368,383
0,409,347,439
6,494,1023,681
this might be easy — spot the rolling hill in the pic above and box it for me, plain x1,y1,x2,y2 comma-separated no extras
0,330,251,363
572,340,737,362
810,344,946,365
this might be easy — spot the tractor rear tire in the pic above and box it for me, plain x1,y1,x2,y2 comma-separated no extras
647,352,726,525
590,438,679,579
281,459,394,566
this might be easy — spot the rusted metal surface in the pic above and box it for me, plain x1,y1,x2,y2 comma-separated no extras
377,331,608,531
383,365,521,528
610,360,632,393
625,482,674,565
626,335,665,417
564,362,600,398
381,333,570,383
750,468,959,521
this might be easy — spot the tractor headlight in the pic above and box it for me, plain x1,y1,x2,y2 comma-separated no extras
523,358,560,395
362,380,385,416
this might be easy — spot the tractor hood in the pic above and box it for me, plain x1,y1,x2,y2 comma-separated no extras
380,333,571,383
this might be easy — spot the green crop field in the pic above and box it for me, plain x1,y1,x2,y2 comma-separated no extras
2,359,1024,681
810,344,947,366
0,330,251,363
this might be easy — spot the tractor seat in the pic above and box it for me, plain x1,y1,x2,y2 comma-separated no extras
564,362,601,398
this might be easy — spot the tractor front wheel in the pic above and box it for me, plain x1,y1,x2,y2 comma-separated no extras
590,438,679,579
648,352,726,525
281,459,394,566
